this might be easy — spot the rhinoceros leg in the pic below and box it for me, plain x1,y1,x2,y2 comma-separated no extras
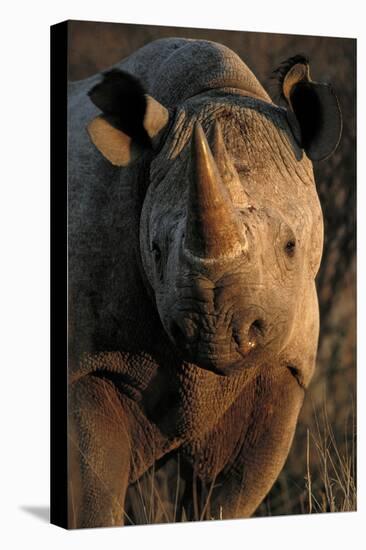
208,368,305,520
68,375,134,528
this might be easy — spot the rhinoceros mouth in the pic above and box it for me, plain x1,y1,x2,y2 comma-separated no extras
190,354,255,376
167,313,271,375
171,338,263,376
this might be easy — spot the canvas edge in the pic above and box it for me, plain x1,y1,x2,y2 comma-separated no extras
50,20,69,530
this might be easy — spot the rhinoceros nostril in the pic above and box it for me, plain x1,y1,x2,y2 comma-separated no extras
249,319,265,337
232,329,241,347
234,318,265,356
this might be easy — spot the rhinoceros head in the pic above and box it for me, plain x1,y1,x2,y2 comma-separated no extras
87,55,341,381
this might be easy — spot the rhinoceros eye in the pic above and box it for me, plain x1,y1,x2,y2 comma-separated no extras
151,241,162,263
152,241,165,283
284,239,296,257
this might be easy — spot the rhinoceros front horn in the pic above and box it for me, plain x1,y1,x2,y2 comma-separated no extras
184,122,245,260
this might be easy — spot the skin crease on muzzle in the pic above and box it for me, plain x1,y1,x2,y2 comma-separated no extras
139,91,323,381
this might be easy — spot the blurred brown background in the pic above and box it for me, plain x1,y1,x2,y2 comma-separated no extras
68,20,356,517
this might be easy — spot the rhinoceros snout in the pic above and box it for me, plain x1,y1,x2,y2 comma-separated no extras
167,310,268,373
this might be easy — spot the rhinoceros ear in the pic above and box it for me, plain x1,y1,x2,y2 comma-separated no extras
87,69,169,166
274,55,342,161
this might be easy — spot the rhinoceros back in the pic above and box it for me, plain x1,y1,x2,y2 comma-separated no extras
116,38,271,107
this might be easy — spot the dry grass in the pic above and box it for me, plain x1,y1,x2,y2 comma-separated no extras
123,393,356,525
304,399,356,514
256,394,356,517
125,454,221,524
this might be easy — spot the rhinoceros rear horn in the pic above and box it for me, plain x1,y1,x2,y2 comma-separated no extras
274,56,342,161
87,69,169,166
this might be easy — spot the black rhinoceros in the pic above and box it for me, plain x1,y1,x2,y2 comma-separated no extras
67,38,342,528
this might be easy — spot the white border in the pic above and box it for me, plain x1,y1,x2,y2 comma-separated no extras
0,1,363,549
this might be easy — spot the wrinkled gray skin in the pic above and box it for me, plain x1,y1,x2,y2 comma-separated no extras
68,39,324,528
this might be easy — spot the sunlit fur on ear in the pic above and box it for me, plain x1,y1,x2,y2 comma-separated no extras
88,69,152,148
271,55,342,161
88,69,170,161
87,116,136,167
272,54,310,102
144,95,170,139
